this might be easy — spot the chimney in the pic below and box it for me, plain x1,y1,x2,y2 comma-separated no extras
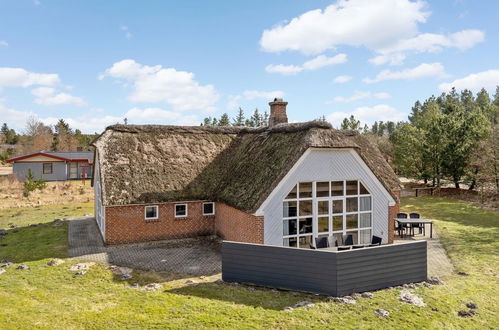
268,98,288,127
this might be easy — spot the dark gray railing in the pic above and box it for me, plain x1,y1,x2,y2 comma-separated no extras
222,240,427,296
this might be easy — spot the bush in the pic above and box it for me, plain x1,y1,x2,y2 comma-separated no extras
23,169,47,197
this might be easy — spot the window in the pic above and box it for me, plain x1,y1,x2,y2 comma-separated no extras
203,202,215,216
175,204,188,218
43,163,53,174
283,180,373,248
144,206,158,220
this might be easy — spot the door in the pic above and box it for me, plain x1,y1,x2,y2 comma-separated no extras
69,162,78,179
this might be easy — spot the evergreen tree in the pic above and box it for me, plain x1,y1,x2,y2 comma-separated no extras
218,113,230,126
1,123,18,144
340,115,361,131
232,108,245,126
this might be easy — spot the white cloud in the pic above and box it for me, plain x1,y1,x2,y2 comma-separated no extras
438,69,499,93
242,90,285,100
124,107,198,125
326,104,406,126
333,75,352,83
265,64,303,75
120,25,132,40
0,100,37,131
266,53,347,75
330,91,391,103
31,87,86,106
0,67,60,88
100,59,219,111
260,0,428,55
363,62,448,83
368,53,406,66
379,29,485,54
0,40,7,47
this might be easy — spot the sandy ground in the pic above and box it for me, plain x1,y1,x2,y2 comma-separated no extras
0,176,94,209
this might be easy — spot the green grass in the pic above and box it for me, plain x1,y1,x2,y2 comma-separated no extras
0,198,497,329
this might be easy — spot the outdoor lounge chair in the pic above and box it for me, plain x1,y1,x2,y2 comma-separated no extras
370,235,382,246
409,213,424,235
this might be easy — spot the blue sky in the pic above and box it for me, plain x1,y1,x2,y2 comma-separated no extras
0,0,498,133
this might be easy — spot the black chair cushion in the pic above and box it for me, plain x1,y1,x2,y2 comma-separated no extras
343,235,353,246
371,235,382,245
315,237,329,249
397,213,408,218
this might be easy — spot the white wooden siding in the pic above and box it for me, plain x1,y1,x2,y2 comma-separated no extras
261,148,393,246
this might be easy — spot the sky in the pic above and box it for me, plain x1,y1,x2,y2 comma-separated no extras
0,0,498,133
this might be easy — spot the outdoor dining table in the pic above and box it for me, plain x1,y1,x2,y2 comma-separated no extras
396,218,433,238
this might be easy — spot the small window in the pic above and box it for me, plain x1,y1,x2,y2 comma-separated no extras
175,204,188,218
43,163,53,174
144,206,158,220
203,202,215,216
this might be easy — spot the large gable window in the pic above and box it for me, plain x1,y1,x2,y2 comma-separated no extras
282,180,373,248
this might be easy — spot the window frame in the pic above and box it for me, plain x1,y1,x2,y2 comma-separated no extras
42,162,53,174
282,180,373,248
144,205,159,220
174,203,188,218
202,202,215,216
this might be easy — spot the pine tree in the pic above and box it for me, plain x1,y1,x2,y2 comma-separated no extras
232,108,245,126
218,113,230,126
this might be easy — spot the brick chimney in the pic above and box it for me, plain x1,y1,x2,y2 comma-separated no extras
268,98,288,127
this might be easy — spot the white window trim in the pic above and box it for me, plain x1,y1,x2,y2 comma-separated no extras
175,203,188,218
202,202,215,216
144,205,159,220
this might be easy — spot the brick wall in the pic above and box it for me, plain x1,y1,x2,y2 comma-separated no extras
387,190,401,244
215,203,264,244
105,201,215,244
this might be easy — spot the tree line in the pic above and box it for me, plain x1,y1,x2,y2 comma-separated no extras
201,108,269,127
0,117,98,162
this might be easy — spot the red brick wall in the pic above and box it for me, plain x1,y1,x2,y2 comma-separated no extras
387,191,401,243
215,203,264,244
105,201,215,244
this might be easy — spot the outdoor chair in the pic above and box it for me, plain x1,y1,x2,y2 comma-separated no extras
409,213,424,235
396,213,410,236
343,234,353,246
369,235,382,246
314,237,329,249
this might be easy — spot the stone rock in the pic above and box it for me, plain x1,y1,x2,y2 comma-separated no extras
214,279,224,285
129,283,141,289
185,279,197,285
457,271,469,276
16,264,29,270
408,284,417,289
228,281,239,286
466,302,478,309
271,289,279,294
47,258,65,266
109,265,133,276
293,301,315,308
69,262,94,271
143,283,164,291
247,286,255,291
74,270,86,276
330,297,356,304
423,282,433,288
8,223,17,229
351,293,361,299
399,290,426,307
426,277,445,285
1,262,13,268
432,307,439,312
283,307,294,312
375,309,389,317
120,274,132,281
0,269,5,275
292,292,301,297
458,310,477,317
361,292,374,299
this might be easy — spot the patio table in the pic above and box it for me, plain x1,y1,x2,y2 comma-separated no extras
396,218,433,238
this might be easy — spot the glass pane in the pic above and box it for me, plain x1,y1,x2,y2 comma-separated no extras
286,185,297,199
318,217,329,233
299,182,312,198
332,200,343,214
360,213,371,228
346,197,358,212
299,200,312,216
283,201,297,217
333,215,343,231
331,181,344,196
283,237,297,247
359,229,372,244
346,214,358,229
318,200,329,215
346,180,358,195
299,218,313,234
316,182,329,197
203,203,214,214
299,235,313,249
359,182,369,195
175,205,186,216
283,219,297,236
346,230,359,244
360,196,371,211
145,207,157,218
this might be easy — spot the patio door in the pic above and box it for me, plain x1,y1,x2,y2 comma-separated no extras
69,162,78,179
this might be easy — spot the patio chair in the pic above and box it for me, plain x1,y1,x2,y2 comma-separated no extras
396,213,410,236
343,234,353,246
369,235,382,246
409,213,424,235
314,237,329,249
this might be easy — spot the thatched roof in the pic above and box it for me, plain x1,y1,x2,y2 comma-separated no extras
93,122,400,212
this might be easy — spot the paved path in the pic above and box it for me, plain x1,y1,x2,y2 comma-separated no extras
68,217,221,276
395,224,454,278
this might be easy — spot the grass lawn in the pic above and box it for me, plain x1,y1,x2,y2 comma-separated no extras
0,198,498,329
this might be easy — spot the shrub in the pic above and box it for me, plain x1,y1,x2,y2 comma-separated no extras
23,169,47,197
